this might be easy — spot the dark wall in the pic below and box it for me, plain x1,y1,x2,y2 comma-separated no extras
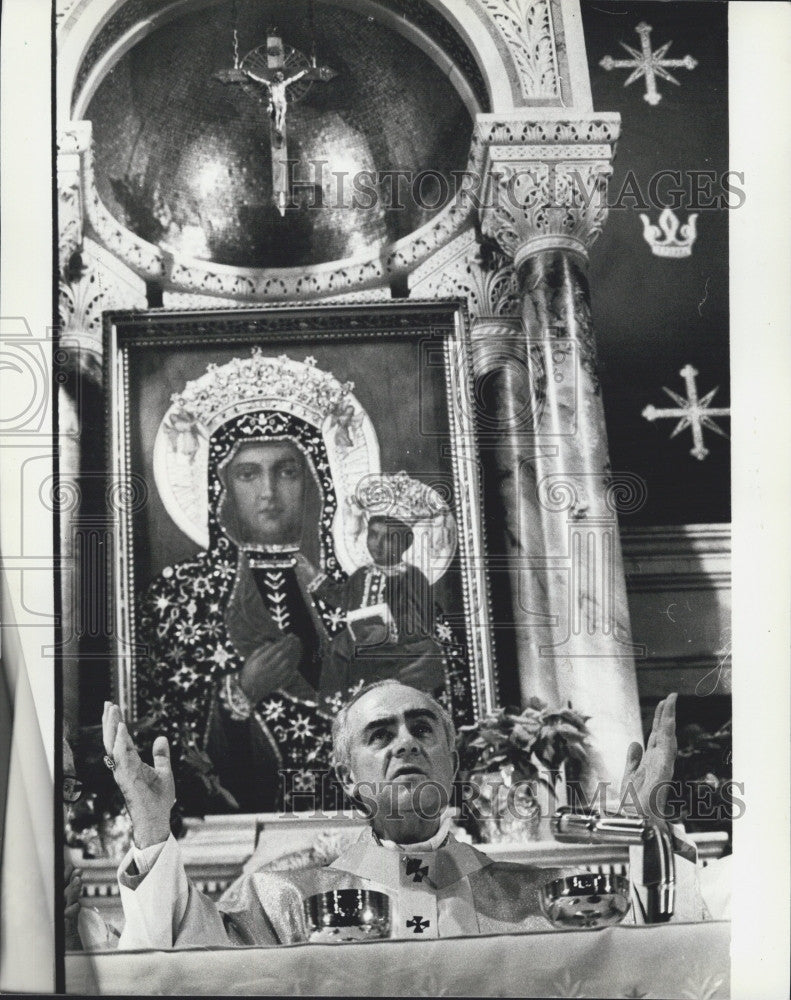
583,1,730,526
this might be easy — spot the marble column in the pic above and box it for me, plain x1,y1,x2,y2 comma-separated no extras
476,113,643,786
410,230,562,709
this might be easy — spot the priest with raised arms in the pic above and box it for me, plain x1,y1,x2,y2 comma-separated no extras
103,681,706,947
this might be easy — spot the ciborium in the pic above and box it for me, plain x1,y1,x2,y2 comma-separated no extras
540,872,631,928
303,889,391,943
540,808,676,929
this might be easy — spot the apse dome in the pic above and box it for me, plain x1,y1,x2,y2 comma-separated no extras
85,0,476,269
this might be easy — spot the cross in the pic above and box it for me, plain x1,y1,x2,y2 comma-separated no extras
213,34,335,216
405,858,429,883
642,364,730,461
600,22,698,106
406,915,430,934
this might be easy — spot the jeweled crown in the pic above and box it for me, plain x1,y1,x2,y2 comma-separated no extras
355,471,450,524
169,351,355,433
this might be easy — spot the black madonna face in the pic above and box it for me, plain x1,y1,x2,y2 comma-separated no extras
225,440,307,545
366,516,414,568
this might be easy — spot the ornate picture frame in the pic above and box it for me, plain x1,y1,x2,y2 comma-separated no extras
105,299,497,816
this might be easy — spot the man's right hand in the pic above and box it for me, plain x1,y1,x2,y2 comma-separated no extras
102,702,175,850
239,634,302,703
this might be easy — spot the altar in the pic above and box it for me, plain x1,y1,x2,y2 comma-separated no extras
66,921,730,997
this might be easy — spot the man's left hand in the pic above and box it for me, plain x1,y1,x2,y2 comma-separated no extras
619,692,678,824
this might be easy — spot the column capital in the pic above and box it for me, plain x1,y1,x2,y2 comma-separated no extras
474,111,620,266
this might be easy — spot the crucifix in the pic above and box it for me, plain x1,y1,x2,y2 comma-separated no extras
214,33,336,216
642,364,730,461
600,21,698,106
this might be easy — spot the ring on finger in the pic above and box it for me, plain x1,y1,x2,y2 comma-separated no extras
103,754,116,771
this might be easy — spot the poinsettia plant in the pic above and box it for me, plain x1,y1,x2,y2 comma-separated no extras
456,698,591,783
454,698,591,842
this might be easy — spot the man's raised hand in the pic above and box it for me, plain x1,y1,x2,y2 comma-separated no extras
619,692,678,824
102,702,175,849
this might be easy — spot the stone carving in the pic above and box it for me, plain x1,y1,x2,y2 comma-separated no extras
410,230,520,322
58,180,83,277
481,159,613,264
57,122,93,276
479,0,561,100
58,270,104,342
474,117,621,147
58,240,146,371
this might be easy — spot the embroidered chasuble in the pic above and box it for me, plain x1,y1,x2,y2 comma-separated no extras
116,829,574,949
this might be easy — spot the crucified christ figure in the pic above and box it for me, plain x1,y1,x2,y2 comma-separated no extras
244,67,308,145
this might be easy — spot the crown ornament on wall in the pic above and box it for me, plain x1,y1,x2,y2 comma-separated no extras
169,350,355,434
639,207,698,258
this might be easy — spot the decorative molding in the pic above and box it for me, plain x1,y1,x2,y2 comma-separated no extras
478,0,561,100
410,229,521,322
162,287,393,309
621,524,731,592
162,291,249,309
635,655,731,699
57,119,93,155
623,525,731,698
57,121,93,275
58,178,84,277
58,237,146,371
473,113,621,147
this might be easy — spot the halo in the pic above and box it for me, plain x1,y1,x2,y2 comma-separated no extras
152,352,381,574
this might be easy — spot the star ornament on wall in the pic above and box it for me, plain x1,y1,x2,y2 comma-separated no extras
600,22,698,105
642,364,730,461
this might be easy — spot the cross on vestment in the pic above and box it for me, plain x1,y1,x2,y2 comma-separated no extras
213,34,336,216
406,915,430,934
642,364,730,461
600,21,698,105
405,858,430,883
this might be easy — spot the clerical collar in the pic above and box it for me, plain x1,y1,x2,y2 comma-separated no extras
373,811,452,853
